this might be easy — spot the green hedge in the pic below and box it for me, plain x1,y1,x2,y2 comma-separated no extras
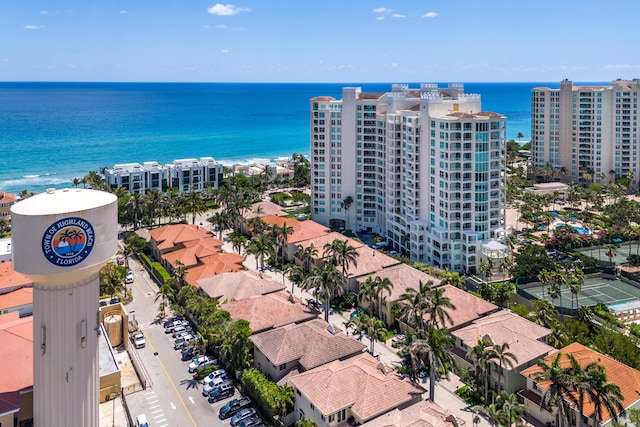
241,368,293,418
139,253,171,285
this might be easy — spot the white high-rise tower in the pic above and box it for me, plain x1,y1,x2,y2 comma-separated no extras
11,188,117,427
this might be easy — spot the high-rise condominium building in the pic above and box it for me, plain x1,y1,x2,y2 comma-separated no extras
310,84,507,273
531,79,640,185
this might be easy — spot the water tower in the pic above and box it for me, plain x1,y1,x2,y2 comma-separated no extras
11,188,118,427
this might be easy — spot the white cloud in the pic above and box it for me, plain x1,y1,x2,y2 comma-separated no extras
119,10,128,14
372,7,392,13
422,12,438,18
375,16,384,21
220,49,230,54
207,4,251,16
215,24,226,29
201,25,210,29
23,25,44,30
40,10,48,15
392,13,406,18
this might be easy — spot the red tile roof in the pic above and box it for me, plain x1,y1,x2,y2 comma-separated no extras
343,246,400,279
260,215,330,244
0,287,32,311
357,264,441,302
521,342,640,423
184,252,245,286
0,192,17,204
0,313,33,415
0,263,32,295
149,223,213,251
198,270,285,302
452,310,554,367
290,353,424,421
296,232,365,257
222,291,320,334
161,237,223,269
244,201,288,219
423,285,498,330
361,400,465,427
250,318,366,370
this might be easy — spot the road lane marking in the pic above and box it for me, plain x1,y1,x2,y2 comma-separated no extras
189,396,195,404
145,336,197,426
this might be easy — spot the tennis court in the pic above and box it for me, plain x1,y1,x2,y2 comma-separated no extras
575,243,640,265
520,275,640,310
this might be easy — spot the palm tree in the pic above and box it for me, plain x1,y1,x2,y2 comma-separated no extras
496,391,529,427
409,325,456,402
467,338,494,402
537,269,555,300
296,244,318,273
565,353,599,427
245,234,273,271
588,365,626,426
425,285,455,329
323,239,359,282
400,280,434,333
473,403,503,427
154,281,176,318
341,196,353,231
285,263,305,295
274,221,294,264
531,299,558,329
604,244,617,268
373,276,394,320
208,211,230,240
489,342,518,395
186,188,206,224
533,352,574,427
302,264,344,321
227,232,248,254
358,276,377,317
480,258,494,284
356,314,388,354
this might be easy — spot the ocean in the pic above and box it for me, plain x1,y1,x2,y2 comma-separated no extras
0,81,555,195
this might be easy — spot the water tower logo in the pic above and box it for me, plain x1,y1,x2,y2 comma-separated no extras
42,217,95,266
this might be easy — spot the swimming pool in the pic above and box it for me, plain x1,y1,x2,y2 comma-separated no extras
556,223,591,235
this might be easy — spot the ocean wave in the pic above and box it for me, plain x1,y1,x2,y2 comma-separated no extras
1,174,73,192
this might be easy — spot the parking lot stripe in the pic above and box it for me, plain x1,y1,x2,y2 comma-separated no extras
146,333,198,427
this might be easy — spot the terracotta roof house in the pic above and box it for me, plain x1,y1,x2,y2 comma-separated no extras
360,400,466,427
250,318,366,383
521,342,640,427
0,263,32,295
422,285,498,331
260,214,330,245
160,237,223,270
0,287,33,317
356,264,441,326
451,309,554,394
221,291,320,334
0,312,32,426
148,223,213,259
183,252,245,286
292,232,365,271
0,191,16,223
198,270,285,303
290,353,425,427
341,247,400,293
238,200,289,235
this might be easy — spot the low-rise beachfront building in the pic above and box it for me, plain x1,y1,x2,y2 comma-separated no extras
198,270,285,303
290,353,425,427
310,83,507,274
104,157,223,194
148,223,214,261
250,318,366,383
520,342,640,427
0,191,16,222
450,310,554,395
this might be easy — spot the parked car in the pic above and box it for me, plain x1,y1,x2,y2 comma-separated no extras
391,334,406,348
230,408,257,426
109,296,120,305
202,369,227,385
208,384,235,403
219,397,252,419
125,273,134,284
171,325,187,337
188,355,217,373
204,381,234,399
174,334,194,350
163,316,183,328
135,414,149,427
117,256,126,266
131,332,146,349
238,416,263,427
181,346,197,361
203,378,232,396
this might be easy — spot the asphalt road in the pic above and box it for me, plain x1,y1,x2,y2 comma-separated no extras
123,257,238,427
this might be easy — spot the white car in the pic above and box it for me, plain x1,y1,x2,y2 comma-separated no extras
202,369,227,384
188,355,218,373
132,333,146,349
125,273,134,284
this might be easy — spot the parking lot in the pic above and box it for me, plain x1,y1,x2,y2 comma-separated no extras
122,259,262,427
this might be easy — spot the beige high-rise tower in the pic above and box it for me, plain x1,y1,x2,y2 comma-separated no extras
11,188,117,427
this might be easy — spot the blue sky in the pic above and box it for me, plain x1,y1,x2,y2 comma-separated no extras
2,0,639,82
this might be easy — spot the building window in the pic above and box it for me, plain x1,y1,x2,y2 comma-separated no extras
279,364,286,370
338,409,346,422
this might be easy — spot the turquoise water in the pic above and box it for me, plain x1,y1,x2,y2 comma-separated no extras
0,81,585,194
556,223,591,235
